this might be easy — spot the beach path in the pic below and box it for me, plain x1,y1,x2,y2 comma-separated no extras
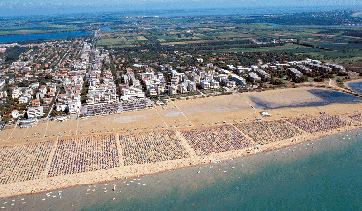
42,138,58,179
168,97,194,126
115,133,125,166
152,107,169,128
230,124,256,145
175,130,197,159
284,121,308,135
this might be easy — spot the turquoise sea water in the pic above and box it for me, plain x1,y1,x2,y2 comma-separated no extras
1,129,361,210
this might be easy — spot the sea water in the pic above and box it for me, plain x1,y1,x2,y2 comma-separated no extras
349,81,362,94
251,89,362,109
1,129,361,210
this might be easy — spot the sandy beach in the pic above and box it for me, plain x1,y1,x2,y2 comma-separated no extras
0,87,361,198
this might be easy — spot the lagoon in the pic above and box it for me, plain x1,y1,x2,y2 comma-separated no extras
251,89,362,110
0,31,91,44
348,81,362,94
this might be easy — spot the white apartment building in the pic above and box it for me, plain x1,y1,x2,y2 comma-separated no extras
27,106,44,118
121,87,145,101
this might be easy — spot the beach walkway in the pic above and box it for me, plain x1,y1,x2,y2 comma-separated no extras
115,133,125,167
175,131,197,159
152,107,168,128
42,138,58,179
168,97,194,127
0,111,361,198
230,124,255,145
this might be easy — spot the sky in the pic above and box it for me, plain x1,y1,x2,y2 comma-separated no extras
0,0,360,17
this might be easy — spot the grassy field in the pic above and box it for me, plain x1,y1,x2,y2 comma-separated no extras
221,43,312,53
94,21,361,68
136,36,148,41
97,38,124,46
161,40,212,46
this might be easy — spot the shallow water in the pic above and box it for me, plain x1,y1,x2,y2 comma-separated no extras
251,89,362,109
1,129,361,210
348,81,362,94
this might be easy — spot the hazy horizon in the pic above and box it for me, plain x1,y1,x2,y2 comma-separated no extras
0,0,361,17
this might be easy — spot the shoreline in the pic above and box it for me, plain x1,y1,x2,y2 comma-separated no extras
0,114,360,199
345,78,362,92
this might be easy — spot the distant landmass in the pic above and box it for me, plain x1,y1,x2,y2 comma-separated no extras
0,5,360,18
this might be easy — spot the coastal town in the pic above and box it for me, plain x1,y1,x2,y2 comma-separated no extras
0,33,360,200
0,36,358,130
0,8,360,208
